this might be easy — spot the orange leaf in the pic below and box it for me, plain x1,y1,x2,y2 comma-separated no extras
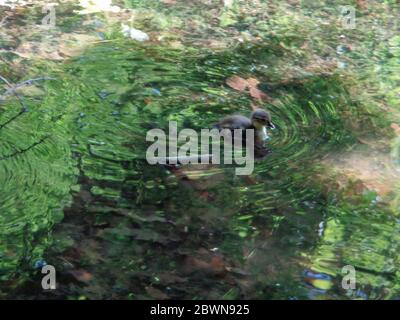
249,86,269,101
70,269,93,282
199,191,210,201
226,75,248,91
246,77,260,87
183,256,226,276
210,256,226,274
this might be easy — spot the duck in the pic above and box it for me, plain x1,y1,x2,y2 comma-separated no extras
214,108,275,158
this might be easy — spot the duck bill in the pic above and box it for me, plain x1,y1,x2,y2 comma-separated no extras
267,122,276,130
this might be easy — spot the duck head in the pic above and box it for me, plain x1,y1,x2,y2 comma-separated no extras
250,109,275,130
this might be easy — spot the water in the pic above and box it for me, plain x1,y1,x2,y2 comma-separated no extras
0,1,399,299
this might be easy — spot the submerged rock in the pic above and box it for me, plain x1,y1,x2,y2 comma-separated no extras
121,24,150,42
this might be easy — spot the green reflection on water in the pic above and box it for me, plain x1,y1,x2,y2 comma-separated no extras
0,19,399,299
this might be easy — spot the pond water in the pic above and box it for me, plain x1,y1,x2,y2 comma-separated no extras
0,1,399,299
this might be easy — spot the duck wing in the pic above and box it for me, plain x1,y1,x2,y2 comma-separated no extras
214,115,252,130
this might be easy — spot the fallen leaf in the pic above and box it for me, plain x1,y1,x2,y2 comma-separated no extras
70,269,93,283
246,77,260,87
183,255,226,276
199,191,211,201
391,123,400,136
242,176,258,185
145,286,169,299
210,256,225,274
357,0,368,10
249,86,269,101
226,76,270,101
226,75,248,91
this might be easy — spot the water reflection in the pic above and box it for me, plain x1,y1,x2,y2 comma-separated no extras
0,24,399,299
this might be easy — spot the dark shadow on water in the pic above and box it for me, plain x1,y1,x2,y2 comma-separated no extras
1,40,398,300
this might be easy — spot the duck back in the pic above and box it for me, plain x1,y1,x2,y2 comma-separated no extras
214,115,253,130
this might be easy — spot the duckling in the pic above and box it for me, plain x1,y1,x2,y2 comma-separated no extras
214,108,275,158
215,109,274,143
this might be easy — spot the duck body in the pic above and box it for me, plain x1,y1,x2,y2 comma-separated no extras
214,115,261,144
214,109,274,158
215,114,253,130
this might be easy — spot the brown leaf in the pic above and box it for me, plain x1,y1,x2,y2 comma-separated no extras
199,191,211,201
210,256,225,274
226,75,248,91
246,77,260,87
357,0,368,10
249,86,269,101
70,269,93,283
227,76,270,101
145,286,169,299
183,255,226,276
242,175,258,185
391,123,400,136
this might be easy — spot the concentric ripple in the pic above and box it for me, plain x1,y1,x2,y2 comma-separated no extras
1,41,398,299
